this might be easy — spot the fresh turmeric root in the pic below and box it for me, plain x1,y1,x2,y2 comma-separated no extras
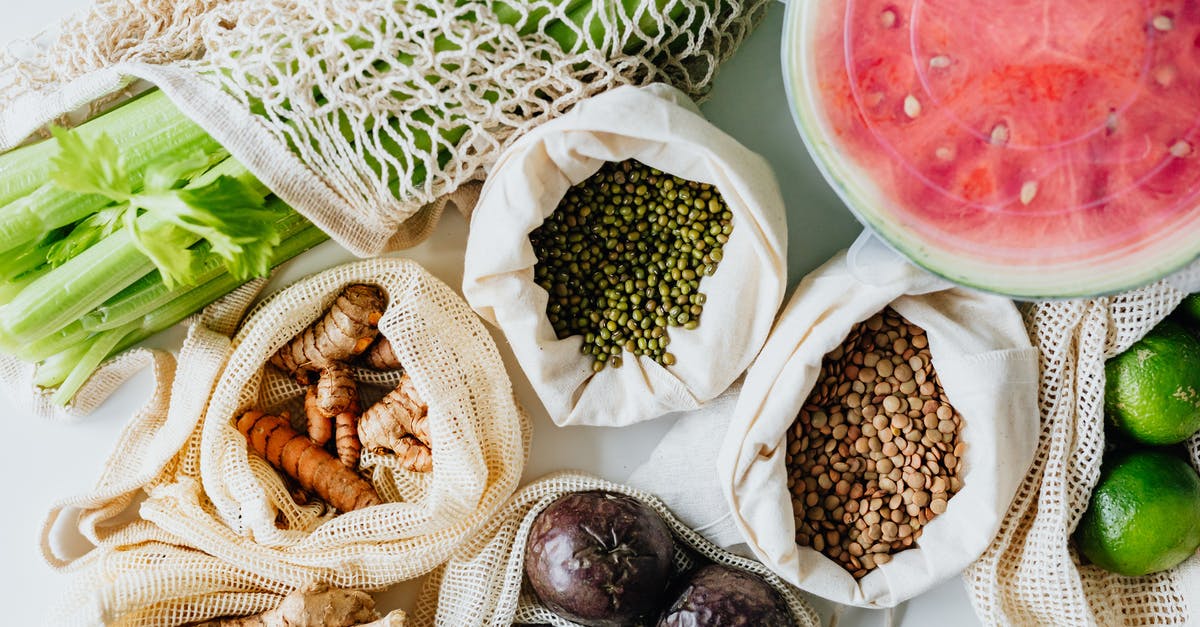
270,284,386,383
358,373,432,472
199,584,406,626
304,386,334,446
335,394,363,469
303,361,357,444
392,435,433,473
317,362,359,415
362,335,402,370
238,410,381,512
359,373,431,447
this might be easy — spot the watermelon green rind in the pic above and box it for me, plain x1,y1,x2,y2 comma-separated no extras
782,0,1200,299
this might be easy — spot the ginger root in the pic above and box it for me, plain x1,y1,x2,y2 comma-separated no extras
199,584,406,627
271,284,386,383
362,336,402,370
238,410,381,512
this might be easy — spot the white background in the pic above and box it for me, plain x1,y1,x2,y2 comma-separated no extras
0,2,981,625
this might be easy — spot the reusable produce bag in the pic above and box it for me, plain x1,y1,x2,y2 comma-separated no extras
0,0,767,256
462,84,788,427
708,240,1038,607
39,259,529,625
413,471,821,626
966,275,1200,625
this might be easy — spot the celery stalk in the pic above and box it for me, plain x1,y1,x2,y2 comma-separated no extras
32,341,94,389
0,90,215,206
16,321,90,363
38,220,328,402
0,157,263,346
81,206,321,332
49,321,139,405
0,92,225,254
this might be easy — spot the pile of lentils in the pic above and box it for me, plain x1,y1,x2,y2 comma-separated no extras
530,159,734,371
786,308,965,578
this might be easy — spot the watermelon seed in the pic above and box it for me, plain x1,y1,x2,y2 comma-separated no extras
929,56,951,69
990,124,1010,146
881,9,897,28
935,147,954,161
1020,181,1038,205
1153,15,1174,32
1155,66,1177,88
1170,140,1192,158
903,95,922,119
1106,111,1119,134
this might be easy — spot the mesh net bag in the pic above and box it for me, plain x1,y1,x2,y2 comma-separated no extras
0,0,769,256
413,471,821,626
964,278,1200,625
40,258,530,625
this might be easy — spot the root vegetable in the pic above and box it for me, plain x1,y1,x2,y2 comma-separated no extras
238,410,381,512
317,362,359,415
335,393,364,469
360,373,431,450
270,284,386,382
392,435,433,473
304,386,334,446
199,584,405,627
363,336,402,370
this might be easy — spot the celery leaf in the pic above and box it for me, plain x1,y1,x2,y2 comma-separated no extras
143,150,220,192
45,204,128,267
126,209,200,289
49,127,131,199
126,175,280,285
47,125,284,287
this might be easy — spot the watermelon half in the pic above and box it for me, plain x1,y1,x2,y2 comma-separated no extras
784,0,1200,298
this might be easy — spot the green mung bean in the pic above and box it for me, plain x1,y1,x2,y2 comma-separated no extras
530,159,733,371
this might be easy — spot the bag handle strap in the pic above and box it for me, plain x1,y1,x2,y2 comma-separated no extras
39,280,266,568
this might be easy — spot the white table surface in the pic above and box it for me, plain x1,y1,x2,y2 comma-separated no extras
0,2,982,625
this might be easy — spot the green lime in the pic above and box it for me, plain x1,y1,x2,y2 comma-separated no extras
1179,293,1200,328
1105,320,1200,445
1075,450,1200,576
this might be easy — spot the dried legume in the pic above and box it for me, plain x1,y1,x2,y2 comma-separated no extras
787,308,965,578
530,160,733,371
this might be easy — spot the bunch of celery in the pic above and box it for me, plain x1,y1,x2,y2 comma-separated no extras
0,91,328,404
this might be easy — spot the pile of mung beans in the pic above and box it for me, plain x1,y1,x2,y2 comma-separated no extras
530,159,733,371
786,307,965,578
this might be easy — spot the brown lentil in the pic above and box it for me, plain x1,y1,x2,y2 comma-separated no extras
786,308,965,578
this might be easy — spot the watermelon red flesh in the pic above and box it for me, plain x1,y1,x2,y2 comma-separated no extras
815,0,1200,265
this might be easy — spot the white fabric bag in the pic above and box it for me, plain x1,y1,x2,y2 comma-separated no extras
714,242,1039,608
463,84,787,427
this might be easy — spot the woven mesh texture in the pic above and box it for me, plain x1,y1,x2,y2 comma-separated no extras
413,471,821,626
0,0,768,254
46,259,530,625
965,281,1200,625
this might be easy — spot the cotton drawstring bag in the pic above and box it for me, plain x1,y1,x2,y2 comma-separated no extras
40,258,530,625
708,239,1039,608
412,471,821,626
626,386,748,549
462,83,788,427
965,270,1200,625
0,0,768,257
